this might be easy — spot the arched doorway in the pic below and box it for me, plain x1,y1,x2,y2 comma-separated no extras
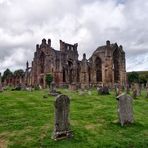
113,49,120,82
95,57,102,82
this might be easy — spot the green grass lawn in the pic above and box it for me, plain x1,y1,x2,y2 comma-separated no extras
0,89,148,148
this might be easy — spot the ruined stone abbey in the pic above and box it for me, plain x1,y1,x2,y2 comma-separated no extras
25,39,126,88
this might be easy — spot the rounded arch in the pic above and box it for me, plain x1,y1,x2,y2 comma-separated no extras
113,49,120,83
95,57,102,82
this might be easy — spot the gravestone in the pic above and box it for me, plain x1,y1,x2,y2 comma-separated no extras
50,81,56,92
0,73,3,92
97,86,109,95
116,93,134,126
49,81,61,96
52,94,73,140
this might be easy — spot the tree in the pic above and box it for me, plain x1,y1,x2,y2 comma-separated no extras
127,71,139,84
2,69,13,82
45,73,53,87
139,74,147,84
14,69,24,77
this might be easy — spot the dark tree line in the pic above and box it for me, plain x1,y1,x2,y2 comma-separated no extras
2,68,25,82
127,71,148,85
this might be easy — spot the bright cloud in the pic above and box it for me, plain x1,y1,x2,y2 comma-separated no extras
0,0,148,72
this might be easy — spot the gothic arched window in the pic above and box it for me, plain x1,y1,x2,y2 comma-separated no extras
95,57,102,82
113,49,120,82
40,52,45,73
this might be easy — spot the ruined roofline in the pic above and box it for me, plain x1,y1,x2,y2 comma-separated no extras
35,38,78,52
59,40,78,47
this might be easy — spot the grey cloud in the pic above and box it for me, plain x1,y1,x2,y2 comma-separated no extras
0,0,148,73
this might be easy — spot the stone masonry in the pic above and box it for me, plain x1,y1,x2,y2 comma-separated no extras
25,39,126,88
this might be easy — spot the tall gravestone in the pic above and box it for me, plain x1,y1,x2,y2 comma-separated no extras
52,94,73,140
0,73,3,92
116,93,134,126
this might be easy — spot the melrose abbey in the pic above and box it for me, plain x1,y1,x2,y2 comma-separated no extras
25,38,126,88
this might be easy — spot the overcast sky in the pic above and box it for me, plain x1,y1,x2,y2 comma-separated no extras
0,0,148,73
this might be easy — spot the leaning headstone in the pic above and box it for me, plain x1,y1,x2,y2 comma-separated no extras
52,94,73,140
116,93,134,126
0,73,3,92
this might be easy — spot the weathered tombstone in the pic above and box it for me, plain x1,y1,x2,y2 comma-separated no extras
0,73,3,92
116,93,134,126
52,94,73,140
49,81,61,96
50,81,56,92
97,86,109,95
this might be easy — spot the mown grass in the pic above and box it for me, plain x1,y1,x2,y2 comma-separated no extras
0,89,148,148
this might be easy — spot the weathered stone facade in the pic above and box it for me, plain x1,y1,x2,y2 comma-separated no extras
25,39,126,88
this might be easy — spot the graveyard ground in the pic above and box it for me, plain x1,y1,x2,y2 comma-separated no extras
0,89,148,148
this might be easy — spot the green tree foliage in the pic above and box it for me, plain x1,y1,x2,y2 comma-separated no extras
45,73,53,87
127,71,139,84
127,71,148,85
2,68,13,82
14,69,24,77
